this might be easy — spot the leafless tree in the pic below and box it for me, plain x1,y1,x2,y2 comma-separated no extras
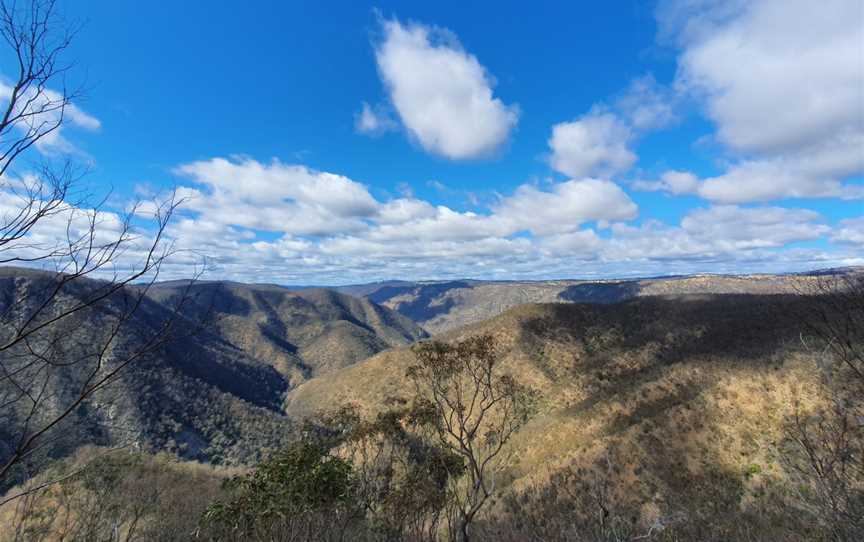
0,0,197,497
408,335,537,542
0,0,82,179
782,272,864,541
796,272,864,388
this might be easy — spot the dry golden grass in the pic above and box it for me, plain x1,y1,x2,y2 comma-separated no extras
0,446,243,542
286,294,831,520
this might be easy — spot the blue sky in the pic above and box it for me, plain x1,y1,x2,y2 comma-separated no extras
3,0,863,284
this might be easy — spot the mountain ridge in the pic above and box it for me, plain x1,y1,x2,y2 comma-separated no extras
330,269,864,334
0,267,428,477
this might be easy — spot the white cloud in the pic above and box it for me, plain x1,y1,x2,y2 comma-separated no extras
376,197,437,225
173,157,379,235
633,170,700,195
638,144,864,203
538,229,602,255
168,155,639,246
658,0,864,202
493,178,637,235
606,204,829,260
362,178,638,243
374,18,519,159
0,82,101,154
698,148,864,203
137,154,853,283
616,75,677,131
5,153,853,284
320,234,533,261
833,217,864,246
548,75,676,179
354,101,397,135
120,156,647,280
366,206,503,242
548,112,636,178
671,0,862,154
680,205,828,249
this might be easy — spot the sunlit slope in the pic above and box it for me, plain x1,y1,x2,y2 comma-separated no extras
286,294,826,506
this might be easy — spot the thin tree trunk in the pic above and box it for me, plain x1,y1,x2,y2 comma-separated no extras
460,515,471,542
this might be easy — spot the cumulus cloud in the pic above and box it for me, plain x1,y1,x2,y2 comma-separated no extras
669,0,862,154
548,113,636,178
165,200,850,282
658,0,864,202
86,155,640,280
358,178,638,244
697,149,864,203
538,229,602,255
8,167,849,283
553,1,862,203
168,154,640,243
637,142,864,203
548,74,677,178
373,18,519,159
172,157,380,235
105,153,853,283
493,178,637,235
366,206,505,243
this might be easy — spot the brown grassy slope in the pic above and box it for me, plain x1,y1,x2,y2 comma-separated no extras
146,282,428,387
286,294,828,511
0,446,235,542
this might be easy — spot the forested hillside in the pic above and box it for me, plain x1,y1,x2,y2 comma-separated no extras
0,268,427,487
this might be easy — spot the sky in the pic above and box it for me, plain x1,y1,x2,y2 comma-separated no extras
2,0,863,284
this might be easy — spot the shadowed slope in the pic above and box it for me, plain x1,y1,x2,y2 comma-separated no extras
355,280,574,334
337,270,862,334
146,281,428,388
0,269,293,478
0,268,426,480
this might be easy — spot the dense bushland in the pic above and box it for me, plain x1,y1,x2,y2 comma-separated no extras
0,447,230,541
